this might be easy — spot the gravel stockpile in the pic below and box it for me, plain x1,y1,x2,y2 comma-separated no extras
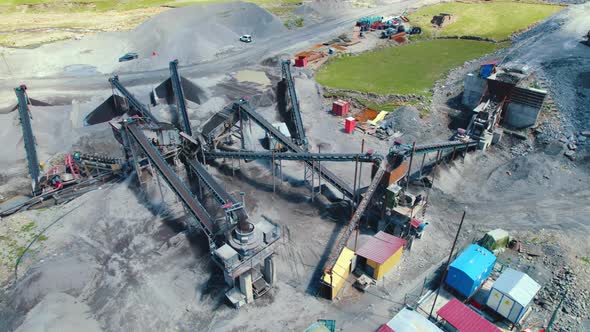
128,2,286,69
385,105,424,143
505,3,590,135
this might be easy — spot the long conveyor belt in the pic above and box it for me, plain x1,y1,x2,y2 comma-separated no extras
281,60,307,148
169,60,192,136
204,150,382,163
125,122,214,240
184,157,249,230
324,167,386,274
15,86,40,192
414,140,478,155
184,158,238,205
236,102,355,199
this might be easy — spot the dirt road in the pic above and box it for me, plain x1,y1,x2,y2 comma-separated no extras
0,0,440,105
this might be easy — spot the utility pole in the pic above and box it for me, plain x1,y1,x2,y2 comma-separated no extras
546,290,568,332
429,211,466,320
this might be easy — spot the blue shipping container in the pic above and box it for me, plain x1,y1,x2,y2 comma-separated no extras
445,244,496,298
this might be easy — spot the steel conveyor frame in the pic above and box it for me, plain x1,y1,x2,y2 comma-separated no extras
125,121,215,242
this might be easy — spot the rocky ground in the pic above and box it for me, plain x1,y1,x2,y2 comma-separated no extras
496,231,590,330
0,1,589,331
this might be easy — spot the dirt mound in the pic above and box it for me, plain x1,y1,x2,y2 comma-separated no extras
383,105,423,143
1,2,286,77
125,2,286,69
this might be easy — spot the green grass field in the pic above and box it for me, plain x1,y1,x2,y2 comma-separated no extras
408,1,562,41
316,39,498,95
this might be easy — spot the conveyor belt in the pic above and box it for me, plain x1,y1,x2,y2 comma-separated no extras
324,167,386,273
205,150,382,163
281,60,307,148
15,86,40,193
184,157,249,230
184,158,238,205
125,122,214,240
169,60,192,136
109,76,160,126
414,140,478,155
236,102,354,199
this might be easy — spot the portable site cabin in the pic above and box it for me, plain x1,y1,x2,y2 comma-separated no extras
480,229,510,252
486,268,541,324
320,247,355,300
437,298,501,332
446,244,496,298
355,231,406,280
378,308,443,332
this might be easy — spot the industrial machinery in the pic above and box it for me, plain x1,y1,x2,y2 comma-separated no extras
8,58,485,309
14,85,41,194
281,60,308,149
13,85,124,198
463,97,506,150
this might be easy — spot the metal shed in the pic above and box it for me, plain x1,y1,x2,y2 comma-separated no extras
355,231,406,280
486,268,541,323
437,298,500,332
379,308,443,332
480,229,510,252
445,244,496,298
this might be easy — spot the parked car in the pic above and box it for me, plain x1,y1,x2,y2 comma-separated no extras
239,35,252,43
118,52,138,62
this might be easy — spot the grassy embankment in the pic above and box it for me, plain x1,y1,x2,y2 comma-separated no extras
316,1,562,110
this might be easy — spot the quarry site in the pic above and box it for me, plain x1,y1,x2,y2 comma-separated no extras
0,0,589,331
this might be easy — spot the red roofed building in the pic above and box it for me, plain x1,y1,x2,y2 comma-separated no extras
437,298,501,332
355,231,406,280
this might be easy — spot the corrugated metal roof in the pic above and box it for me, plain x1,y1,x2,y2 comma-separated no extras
449,244,496,280
492,268,541,306
377,324,394,332
437,298,500,332
356,232,406,264
386,308,443,332
410,218,422,228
